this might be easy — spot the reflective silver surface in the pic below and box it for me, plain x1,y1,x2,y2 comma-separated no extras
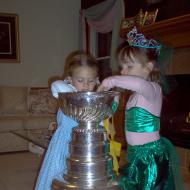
51,91,121,190
58,91,119,123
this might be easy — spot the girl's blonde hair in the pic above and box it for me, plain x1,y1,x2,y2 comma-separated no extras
63,50,99,78
117,42,161,83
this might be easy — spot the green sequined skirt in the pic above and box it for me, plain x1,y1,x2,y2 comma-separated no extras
119,137,184,190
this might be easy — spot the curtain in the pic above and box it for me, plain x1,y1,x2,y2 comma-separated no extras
80,0,125,72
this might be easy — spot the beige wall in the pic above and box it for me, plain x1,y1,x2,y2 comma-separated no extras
0,0,80,87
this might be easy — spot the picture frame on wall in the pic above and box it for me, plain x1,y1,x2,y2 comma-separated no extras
0,13,20,63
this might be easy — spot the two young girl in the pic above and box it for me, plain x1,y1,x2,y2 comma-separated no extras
36,26,183,190
98,27,183,189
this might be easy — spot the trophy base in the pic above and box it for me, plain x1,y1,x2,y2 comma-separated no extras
51,178,122,190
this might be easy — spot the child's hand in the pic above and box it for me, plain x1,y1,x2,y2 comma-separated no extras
97,77,115,92
97,84,109,92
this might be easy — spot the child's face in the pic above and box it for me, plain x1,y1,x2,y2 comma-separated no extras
69,66,98,91
120,52,149,79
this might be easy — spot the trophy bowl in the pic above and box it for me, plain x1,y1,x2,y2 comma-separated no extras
58,91,120,123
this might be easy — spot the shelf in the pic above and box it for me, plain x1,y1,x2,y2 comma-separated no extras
121,13,190,48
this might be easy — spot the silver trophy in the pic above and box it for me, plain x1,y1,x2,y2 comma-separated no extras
51,91,121,190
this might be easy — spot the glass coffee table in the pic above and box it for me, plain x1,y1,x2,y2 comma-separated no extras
10,128,54,149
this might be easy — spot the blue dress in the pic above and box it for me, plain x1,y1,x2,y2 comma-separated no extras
35,109,78,190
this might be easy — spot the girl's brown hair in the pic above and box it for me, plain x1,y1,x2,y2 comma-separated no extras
63,50,99,78
116,41,161,83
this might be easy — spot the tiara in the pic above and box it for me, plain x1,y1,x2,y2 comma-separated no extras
127,26,161,51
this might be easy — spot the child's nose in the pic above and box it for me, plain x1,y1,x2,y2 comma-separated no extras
82,81,89,89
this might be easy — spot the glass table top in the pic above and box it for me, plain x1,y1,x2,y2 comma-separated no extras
10,128,54,148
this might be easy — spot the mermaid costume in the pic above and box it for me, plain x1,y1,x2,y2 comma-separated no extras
119,107,183,190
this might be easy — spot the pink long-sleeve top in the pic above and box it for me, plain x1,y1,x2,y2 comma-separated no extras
101,75,162,145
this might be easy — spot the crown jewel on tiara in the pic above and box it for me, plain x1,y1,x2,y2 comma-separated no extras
127,26,161,51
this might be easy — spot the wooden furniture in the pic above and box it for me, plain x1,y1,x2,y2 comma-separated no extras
120,13,190,48
142,13,190,48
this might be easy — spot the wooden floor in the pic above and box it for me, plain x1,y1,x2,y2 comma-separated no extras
0,152,41,190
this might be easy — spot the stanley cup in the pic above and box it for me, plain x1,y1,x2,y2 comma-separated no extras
51,91,121,190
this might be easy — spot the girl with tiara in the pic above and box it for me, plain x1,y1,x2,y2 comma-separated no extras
98,27,184,190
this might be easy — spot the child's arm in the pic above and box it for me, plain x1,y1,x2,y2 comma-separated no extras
98,75,160,101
